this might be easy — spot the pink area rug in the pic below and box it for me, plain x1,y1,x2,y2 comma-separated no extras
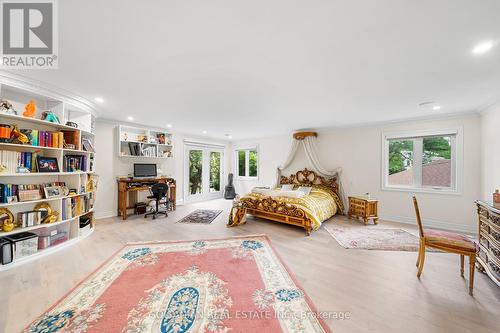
325,223,422,251
24,235,331,333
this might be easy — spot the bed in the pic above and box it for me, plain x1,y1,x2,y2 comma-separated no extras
228,168,344,235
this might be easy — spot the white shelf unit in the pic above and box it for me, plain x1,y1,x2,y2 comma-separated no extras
0,81,98,271
117,124,173,159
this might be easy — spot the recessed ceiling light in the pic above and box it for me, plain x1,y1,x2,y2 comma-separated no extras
167,124,172,128
127,116,134,121
202,130,207,134
94,97,104,103
432,105,441,110
472,40,495,55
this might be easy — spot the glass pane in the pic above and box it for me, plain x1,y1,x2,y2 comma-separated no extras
422,136,452,187
189,150,203,195
388,139,414,186
210,152,221,192
238,150,246,177
249,150,258,177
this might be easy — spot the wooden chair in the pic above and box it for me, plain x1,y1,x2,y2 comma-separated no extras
412,196,478,295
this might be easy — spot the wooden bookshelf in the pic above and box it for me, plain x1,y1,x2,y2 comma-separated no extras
0,79,98,271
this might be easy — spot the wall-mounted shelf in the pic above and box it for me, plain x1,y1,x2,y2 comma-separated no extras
0,78,98,270
117,124,173,159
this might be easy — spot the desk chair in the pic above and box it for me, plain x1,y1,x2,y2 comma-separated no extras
413,196,478,295
145,183,169,220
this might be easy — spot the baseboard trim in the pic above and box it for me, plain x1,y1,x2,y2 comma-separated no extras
95,211,116,220
380,215,475,235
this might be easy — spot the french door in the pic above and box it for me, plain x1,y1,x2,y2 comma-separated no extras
184,143,224,203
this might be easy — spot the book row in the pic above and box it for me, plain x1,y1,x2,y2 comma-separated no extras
0,181,66,203
61,194,94,220
0,151,38,173
63,155,87,172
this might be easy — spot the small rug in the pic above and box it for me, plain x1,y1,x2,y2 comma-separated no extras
325,223,421,251
177,209,222,224
23,236,331,333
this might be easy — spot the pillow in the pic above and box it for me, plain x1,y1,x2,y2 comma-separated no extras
281,184,294,191
297,186,312,196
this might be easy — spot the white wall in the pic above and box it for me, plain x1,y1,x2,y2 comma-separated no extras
481,102,500,201
94,119,229,219
231,115,482,233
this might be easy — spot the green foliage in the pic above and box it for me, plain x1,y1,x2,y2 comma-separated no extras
189,150,203,194
388,136,451,175
388,140,413,175
210,152,221,191
249,150,258,177
189,150,222,194
238,151,245,176
423,136,451,164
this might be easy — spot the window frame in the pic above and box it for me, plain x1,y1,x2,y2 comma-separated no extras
381,128,463,195
234,145,259,180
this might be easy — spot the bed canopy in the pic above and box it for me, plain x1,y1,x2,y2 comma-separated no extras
276,131,347,212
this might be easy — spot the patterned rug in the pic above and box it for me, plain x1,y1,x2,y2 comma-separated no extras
177,209,222,224
24,236,331,333
325,223,422,251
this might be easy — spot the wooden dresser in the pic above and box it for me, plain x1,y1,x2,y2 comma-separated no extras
475,200,500,287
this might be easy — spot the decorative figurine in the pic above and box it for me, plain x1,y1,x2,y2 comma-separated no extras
34,202,59,224
41,111,60,123
0,208,15,232
10,125,30,144
23,100,36,118
66,121,78,128
157,133,165,144
0,100,17,115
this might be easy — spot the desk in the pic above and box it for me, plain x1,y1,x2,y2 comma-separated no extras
117,177,176,220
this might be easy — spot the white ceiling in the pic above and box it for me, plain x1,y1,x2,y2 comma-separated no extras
8,0,500,140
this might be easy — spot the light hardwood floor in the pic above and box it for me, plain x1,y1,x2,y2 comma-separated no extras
1,199,499,333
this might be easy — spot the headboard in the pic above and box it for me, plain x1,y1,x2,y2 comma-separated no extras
279,168,339,194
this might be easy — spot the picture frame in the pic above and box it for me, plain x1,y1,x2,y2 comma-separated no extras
36,156,60,173
44,186,68,199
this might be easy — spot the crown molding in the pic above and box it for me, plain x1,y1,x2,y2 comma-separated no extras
0,71,101,117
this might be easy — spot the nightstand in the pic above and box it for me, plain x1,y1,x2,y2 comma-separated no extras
348,196,379,225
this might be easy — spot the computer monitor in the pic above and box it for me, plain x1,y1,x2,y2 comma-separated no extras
134,163,157,178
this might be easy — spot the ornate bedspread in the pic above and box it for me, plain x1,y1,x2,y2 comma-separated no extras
240,186,341,230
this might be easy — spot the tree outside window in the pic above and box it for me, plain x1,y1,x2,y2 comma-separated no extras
385,132,456,190
236,148,258,179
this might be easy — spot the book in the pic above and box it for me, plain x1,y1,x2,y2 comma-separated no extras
82,138,95,152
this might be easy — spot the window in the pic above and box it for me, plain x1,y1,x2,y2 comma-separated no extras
382,129,462,193
236,148,258,179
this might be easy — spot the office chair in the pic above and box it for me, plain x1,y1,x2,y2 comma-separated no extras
145,183,169,219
